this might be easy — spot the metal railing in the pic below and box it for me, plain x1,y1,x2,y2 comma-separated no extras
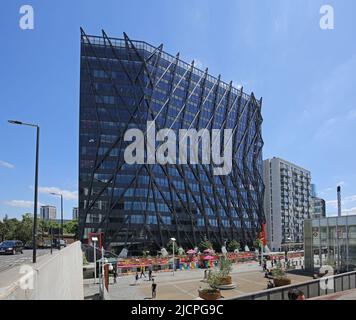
229,270,356,300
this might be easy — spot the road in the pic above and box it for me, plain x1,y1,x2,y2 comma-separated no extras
0,249,51,273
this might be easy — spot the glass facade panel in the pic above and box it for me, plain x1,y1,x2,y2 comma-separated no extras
306,216,356,273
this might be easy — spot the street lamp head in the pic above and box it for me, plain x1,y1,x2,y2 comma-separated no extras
170,238,176,241
8,120,23,125
92,237,98,242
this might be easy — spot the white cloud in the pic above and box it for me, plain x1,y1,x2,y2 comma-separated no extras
232,81,243,90
4,200,44,208
326,194,356,216
0,160,15,169
345,195,356,203
38,186,78,201
326,199,338,208
343,207,356,215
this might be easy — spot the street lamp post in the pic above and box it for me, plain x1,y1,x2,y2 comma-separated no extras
170,238,176,276
8,120,39,264
286,237,292,265
50,192,64,245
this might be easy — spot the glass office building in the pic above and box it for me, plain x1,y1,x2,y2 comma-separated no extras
305,216,356,272
78,29,265,253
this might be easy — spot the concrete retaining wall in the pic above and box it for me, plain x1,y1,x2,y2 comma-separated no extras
0,241,84,300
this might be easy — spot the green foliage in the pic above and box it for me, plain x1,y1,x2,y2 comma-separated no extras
198,240,213,252
227,240,240,252
166,239,178,254
63,220,78,235
219,257,233,277
253,239,262,249
0,215,78,244
83,252,89,265
0,214,33,244
16,214,33,244
272,263,286,279
207,271,221,290
212,242,221,253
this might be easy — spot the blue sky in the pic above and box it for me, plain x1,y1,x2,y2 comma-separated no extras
0,0,355,220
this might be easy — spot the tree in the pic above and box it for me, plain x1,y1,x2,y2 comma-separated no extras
2,217,19,240
15,214,33,243
219,256,233,277
63,220,78,235
227,240,240,252
0,214,33,243
198,240,213,252
253,239,262,250
0,220,5,242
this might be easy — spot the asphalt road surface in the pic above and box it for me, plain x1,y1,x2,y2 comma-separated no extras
0,249,51,273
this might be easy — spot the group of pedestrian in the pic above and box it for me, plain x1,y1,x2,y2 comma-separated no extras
134,267,157,299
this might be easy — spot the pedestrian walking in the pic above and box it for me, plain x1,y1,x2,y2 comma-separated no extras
140,266,146,278
204,269,208,280
135,272,139,285
151,279,157,299
148,269,153,281
263,260,267,272
113,265,117,284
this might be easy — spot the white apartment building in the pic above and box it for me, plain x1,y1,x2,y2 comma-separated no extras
40,205,57,221
263,157,312,251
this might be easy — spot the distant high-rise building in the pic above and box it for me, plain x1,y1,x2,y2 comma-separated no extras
310,184,326,219
40,205,57,221
263,158,312,251
73,207,79,220
311,197,326,219
311,184,317,198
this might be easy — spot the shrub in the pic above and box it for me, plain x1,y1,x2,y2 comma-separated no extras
83,252,89,266
198,240,213,253
227,240,240,252
219,257,233,277
207,271,221,290
272,264,286,279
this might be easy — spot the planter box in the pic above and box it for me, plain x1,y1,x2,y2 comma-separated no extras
273,278,292,287
198,289,222,300
218,276,232,285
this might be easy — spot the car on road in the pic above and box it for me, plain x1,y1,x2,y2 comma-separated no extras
0,240,24,255
59,240,67,248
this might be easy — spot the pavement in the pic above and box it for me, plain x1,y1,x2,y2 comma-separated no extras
84,259,313,300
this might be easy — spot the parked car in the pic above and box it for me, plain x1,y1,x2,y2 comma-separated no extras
0,240,24,255
52,239,67,249
59,240,67,248
24,241,33,249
